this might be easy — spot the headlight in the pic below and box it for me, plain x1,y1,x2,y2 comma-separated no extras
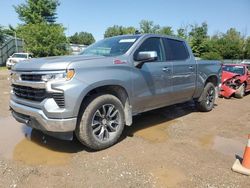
41,69,75,82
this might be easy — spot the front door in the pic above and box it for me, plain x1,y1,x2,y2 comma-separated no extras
132,37,173,112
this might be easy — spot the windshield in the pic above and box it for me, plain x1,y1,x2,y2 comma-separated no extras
80,36,139,57
223,65,245,75
12,54,27,58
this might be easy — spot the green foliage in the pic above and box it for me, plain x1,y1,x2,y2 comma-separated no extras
201,51,223,60
104,25,136,38
139,20,160,34
188,22,209,57
245,37,250,59
177,27,188,39
16,23,68,57
69,32,95,45
14,0,60,24
218,28,244,59
158,26,174,36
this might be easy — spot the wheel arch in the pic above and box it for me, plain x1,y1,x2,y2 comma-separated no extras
205,75,219,87
76,83,133,126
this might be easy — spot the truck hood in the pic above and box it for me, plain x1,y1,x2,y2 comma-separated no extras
8,57,27,63
12,55,105,71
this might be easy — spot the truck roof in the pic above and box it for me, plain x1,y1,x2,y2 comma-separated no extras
111,33,186,42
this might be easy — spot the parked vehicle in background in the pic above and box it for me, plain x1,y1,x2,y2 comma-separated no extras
220,64,250,98
241,60,250,70
6,53,32,69
10,34,221,150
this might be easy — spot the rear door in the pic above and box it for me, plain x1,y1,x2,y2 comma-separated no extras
163,38,196,102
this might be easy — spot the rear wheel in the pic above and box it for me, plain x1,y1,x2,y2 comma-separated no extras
75,94,125,150
235,83,245,99
195,82,216,112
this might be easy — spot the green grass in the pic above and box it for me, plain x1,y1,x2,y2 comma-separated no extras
0,66,7,71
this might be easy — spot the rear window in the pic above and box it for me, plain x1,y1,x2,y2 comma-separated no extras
163,38,189,61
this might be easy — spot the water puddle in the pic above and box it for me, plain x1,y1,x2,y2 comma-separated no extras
0,116,82,165
199,135,244,157
212,136,244,157
152,167,186,187
126,111,179,143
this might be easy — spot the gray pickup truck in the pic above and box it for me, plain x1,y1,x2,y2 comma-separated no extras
10,34,221,150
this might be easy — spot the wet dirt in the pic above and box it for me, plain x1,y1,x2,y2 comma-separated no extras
199,134,245,157
130,112,178,143
212,136,245,157
1,70,250,187
0,116,82,166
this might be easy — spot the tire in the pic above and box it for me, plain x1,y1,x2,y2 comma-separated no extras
195,82,216,112
75,94,125,150
234,83,245,99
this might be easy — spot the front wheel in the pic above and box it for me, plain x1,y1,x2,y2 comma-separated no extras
75,94,125,150
195,82,216,112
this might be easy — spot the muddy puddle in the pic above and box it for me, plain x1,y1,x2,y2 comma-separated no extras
200,135,245,157
0,116,83,165
125,104,194,143
126,112,180,143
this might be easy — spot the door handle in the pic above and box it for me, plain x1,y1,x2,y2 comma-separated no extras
189,66,194,70
162,67,170,72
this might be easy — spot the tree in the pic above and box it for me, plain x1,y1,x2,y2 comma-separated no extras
14,0,68,57
245,37,250,59
158,26,174,36
14,0,60,24
188,22,209,57
0,26,5,45
177,26,189,39
69,32,95,45
104,25,136,38
16,23,68,57
139,20,160,34
214,28,244,59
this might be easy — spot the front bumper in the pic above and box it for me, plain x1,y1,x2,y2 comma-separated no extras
10,100,77,132
219,84,236,98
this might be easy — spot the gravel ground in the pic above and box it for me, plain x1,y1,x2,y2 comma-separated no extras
0,69,250,187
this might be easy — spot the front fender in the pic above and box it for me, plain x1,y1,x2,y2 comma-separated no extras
72,80,131,117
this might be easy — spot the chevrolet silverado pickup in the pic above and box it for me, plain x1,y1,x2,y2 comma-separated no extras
10,34,221,150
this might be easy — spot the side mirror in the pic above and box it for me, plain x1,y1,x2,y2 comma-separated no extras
134,51,158,68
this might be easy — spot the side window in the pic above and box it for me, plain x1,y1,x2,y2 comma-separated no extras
163,38,189,61
135,38,164,62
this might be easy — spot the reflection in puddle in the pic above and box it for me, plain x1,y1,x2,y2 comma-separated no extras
152,167,186,187
200,135,244,157
212,136,244,157
125,102,195,143
0,116,83,165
